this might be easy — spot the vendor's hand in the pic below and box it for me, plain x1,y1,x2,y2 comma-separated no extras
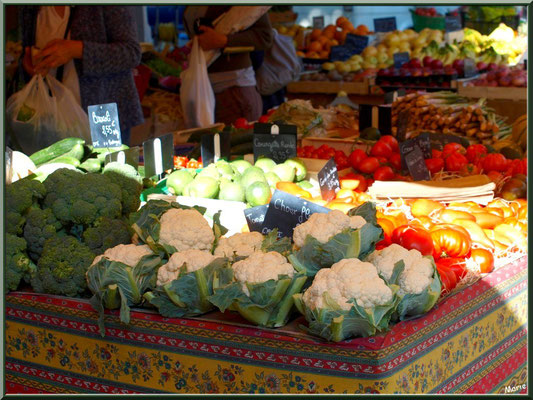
197,26,227,51
22,46,38,76
34,39,83,75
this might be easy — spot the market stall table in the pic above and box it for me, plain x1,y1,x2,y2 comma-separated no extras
6,256,526,395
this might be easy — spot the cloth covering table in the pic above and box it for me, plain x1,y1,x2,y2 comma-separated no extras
5,257,527,394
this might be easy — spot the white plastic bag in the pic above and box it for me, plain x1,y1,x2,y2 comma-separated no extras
256,29,303,95
6,74,91,155
180,36,215,128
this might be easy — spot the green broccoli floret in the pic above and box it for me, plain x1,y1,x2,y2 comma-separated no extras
43,169,123,226
82,217,132,255
6,233,37,291
103,162,143,216
31,236,96,297
6,178,46,235
23,208,66,262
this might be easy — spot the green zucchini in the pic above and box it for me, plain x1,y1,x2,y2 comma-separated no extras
230,130,254,146
79,158,102,173
29,137,85,165
92,144,129,154
44,155,81,167
230,142,254,156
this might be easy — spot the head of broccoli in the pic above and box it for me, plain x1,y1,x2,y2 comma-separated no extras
82,217,133,255
103,162,143,216
43,169,123,227
6,233,37,291
6,178,46,235
23,207,65,262
31,236,96,297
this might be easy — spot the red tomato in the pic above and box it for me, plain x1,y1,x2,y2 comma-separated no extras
335,150,346,158
267,108,276,116
258,115,270,123
391,225,435,256
377,157,389,165
379,135,399,153
373,166,395,181
335,155,350,170
442,142,466,158
482,153,508,172
432,149,443,158
445,152,468,172
326,148,336,159
470,248,494,274
234,118,249,129
436,257,468,281
430,227,472,258
425,158,444,174
436,264,458,293
390,153,402,171
348,149,368,170
359,157,381,174
466,144,487,163
370,141,393,158
319,144,330,151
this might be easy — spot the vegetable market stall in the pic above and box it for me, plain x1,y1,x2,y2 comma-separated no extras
5,256,526,395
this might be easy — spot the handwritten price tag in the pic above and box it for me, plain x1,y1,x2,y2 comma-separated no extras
318,158,340,201
88,103,122,148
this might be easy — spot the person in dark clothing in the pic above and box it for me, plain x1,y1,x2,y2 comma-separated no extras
19,5,143,145
249,50,286,115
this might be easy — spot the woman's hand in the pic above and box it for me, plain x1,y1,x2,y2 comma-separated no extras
22,46,37,76
197,26,227,51
34,39,83,75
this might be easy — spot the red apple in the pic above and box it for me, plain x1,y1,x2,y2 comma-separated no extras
423,56,434,68
476,61,488,71
512,76,526,87
496,66,510,79
498,76,512,87
411,68,423,77
486,80,498,87
486,72,497,82
452,59,465,70
410,58,422,68
487,63,499,72
422,67,433,77
431,59,443,69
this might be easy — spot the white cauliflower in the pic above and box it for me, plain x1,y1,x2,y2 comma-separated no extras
293,210,366,248
232,251,294,295
214,232,264,258
159,208,214,252
303,258,393,310
157,249,216,286
366,244,434,295
91,244,153,267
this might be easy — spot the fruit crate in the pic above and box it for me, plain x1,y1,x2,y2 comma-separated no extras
410,10,446,32
456,78,527,100
287,80,370,95
301,136,371,155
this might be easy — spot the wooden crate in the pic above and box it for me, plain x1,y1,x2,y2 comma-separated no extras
287,80,370,95
456,80,527,100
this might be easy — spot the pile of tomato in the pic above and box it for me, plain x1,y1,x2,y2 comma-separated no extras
297,144,350,169
173,156,202,169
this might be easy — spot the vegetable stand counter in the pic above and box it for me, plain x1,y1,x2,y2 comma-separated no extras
6,257,527,395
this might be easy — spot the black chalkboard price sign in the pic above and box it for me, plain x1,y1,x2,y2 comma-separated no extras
344,34,369,55
200,132,231,167
261,190,330,239
404,145,431,181
396,110,410,142
318,158,340,201
244,204,269,233
463,58,477,78
393,52,410,69
445,14,462,32
143,133,174,178
253,123,297,164
374,17,397,32
313,16,325,30
88,103,122,148
329,46,353,62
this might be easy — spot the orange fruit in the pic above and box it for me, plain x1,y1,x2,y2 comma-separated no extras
323,24,336,39
355,24,369,35
296,50,306,57
330,39,339,46
336,30,348,44
308,41,322,53
319,50,329,59
310,28,322,41
306,51,319,58
340,21,354,32
317,35,329,46
336,16,349,27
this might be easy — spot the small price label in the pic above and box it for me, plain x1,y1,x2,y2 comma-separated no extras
261,190,329,239
404,145,431,181
445,14,462,32
344,34,369,55
374,17,397,32
143,133,174,178
253,123,297,164
329,45,353,62
464,58,477,78
244,204,269,233
313,16,325,30
200,132,231,167
88,103,122,148
104,147,140,169
396,110,410,142
318,158,340,201
393,52,410,69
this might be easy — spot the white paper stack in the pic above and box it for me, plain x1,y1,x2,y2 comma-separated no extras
368,175,496,205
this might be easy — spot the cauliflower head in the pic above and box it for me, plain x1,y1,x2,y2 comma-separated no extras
366,244,434,295
293,210,366,248
303,258,393,311
92,244,153,267
157,249,216,286
159,208,214,252
214,232,264,258
232,251,294,295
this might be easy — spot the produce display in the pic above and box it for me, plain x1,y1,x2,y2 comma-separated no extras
391,92,513,144
463,64,527,87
